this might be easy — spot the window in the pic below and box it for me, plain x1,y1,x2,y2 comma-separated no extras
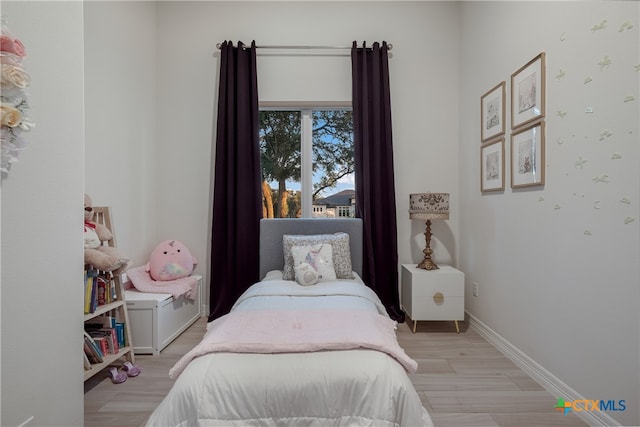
260,108,354,218
337,206,352,218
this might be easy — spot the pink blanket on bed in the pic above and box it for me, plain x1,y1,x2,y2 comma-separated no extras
126,265,199,299
169,309,417,379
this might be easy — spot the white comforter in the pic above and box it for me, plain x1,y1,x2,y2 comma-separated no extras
146,275,433,427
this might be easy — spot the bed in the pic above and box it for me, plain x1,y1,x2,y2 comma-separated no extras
146,218,432,427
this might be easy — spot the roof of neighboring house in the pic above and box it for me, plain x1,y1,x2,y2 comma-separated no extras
313,189,355,207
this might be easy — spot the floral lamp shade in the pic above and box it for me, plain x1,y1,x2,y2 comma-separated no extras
409,193,450,221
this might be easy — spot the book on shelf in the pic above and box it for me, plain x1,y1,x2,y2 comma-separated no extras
84,271,94,314
93,336,108,355
103,327,120,354
83,270,88,312
96,275,107,306
84,340,99,364
83,331,103,364
84,270,119,314
87,328,119,355
109,272,118,301
83,352,92,370
86,314,123,354
90,276,99,313
115,323,125,347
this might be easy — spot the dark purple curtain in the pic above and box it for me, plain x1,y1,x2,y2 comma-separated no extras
351,41,404,322
209,41,262,321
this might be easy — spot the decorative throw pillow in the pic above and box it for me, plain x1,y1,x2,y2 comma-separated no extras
282,233,353,280
293,262,320,286
291,244,336,281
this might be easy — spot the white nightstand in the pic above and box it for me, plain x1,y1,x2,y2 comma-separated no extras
401,264,465,333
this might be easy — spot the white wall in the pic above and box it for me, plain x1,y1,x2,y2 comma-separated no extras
153,1,461,306
84,1,158,266
458,2,639,425
1,1,85,425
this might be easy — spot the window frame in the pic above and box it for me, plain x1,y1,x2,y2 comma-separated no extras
259,102,353,218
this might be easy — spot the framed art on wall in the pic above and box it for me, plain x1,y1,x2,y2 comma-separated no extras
511,121,545,188
511,52,545,129
481,138,505,192
480,81,506,142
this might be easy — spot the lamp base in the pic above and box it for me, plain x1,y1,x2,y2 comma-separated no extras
417,257,440,270
417,219,440,270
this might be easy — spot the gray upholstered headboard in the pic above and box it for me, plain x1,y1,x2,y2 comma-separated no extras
259,218,363,279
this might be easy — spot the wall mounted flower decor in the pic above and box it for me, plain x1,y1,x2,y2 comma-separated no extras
1,16,35,176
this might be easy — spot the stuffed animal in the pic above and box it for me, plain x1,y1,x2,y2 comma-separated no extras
84,194,129,273
145,240,197,281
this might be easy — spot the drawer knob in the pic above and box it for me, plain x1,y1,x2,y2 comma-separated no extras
433,292,444,304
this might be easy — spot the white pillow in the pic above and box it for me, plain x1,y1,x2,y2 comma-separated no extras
282,233,353,280
293,262,320,286
291,243,337,281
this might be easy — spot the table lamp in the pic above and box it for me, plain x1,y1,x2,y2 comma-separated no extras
409,193,450,270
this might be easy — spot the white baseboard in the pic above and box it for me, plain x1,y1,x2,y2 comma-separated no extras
467,312,621,427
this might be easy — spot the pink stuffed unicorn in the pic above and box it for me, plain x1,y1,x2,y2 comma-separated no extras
145,240,198,281
127,240,199,299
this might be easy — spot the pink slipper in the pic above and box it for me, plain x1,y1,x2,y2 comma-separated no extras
122,361,141,377
109,367,127,384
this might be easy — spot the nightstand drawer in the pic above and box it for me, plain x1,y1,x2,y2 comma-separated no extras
404,295,464,321
401,265,464,297
404,277,463,297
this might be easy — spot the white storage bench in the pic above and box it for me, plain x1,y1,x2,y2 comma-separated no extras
125,275,202,355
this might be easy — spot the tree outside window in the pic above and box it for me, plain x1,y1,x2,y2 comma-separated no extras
260,109,354,218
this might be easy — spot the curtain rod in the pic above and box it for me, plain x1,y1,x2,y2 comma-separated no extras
215,43,392,51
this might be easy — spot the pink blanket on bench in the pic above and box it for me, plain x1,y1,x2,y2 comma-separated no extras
126,265,199,299
169,309,417,379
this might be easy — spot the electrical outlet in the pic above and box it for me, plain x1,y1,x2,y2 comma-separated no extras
472,282,479,297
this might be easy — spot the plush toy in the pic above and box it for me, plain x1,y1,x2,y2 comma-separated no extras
145,240,197,281
84,194,129,273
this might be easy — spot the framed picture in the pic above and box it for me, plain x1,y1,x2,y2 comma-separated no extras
511,121,545,188
480,81,505,142
511,52,545,129
481,138,505,192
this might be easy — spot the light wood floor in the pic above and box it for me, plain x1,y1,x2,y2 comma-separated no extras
84,317,588,427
